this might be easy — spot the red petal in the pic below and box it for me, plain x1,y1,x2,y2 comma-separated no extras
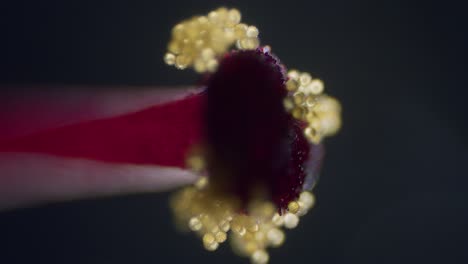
0,86,205,167
0,86,201,140
0,86,205,209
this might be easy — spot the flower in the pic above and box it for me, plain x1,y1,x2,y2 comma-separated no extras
165,7,341,264
0,7,341,263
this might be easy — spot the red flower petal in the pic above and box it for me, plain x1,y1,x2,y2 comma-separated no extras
0,86,205,209
0,86,204,167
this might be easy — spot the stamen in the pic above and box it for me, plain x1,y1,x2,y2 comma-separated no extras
166,7,341,264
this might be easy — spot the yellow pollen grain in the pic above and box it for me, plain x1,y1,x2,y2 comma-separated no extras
305,95,317,107
238,226,247,236
286,79,298,92
242,240,257,255
283,213,299,229
299,72,312,86
201,48,215,61
168,41,181,54
247,223,259,233
283,98,294,111
172,24,185,40
267,228,285,247
239,37,259,50
271,213,284,226
188,217,202,231
175,55,190,69
203,233,215,245
204,241,219,251
194,59,207,73
226,9,241,26
299,191,315,210
254,231,266,242
287,201,300,214
293,92,305,105
194,176,208,190
206,59,219,72
309,79,324,95
219,220,230,232
164,53,176,65
251,250,269,264
292,107,305,120
246,26,259,38
215,231,227,243
234,23,248,38
288,69,300,80
231,221,242,233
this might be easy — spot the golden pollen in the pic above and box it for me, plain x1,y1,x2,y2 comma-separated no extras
189,217,202,231
164,7,261,72
246,26,259,38
271,213,284,227
215,231,227,243
203,233,215,245
287,201,300,214
284,69,342,144
251,250,269,264
172,174,320,263
266,228,285,247
164,53,176,65
283,213,300,229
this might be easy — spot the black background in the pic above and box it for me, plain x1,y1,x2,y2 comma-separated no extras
1,0,467,263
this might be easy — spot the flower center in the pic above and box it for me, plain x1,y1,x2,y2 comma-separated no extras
204,48,311,210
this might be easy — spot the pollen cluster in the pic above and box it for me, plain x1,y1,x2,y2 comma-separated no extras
164,7,260,73
283,70,342,143
170,175,316,264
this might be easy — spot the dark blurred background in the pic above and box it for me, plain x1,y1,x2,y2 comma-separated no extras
1,0,467,263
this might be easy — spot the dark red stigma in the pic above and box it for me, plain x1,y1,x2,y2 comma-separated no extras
205,48,315,210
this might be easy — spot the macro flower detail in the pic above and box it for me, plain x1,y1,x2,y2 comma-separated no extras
166,7,342,264
0,6,340,263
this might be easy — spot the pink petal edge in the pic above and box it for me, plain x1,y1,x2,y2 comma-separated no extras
0,153,198,211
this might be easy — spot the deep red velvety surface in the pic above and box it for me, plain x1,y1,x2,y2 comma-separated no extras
0,93,205,168
205,48,312,209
